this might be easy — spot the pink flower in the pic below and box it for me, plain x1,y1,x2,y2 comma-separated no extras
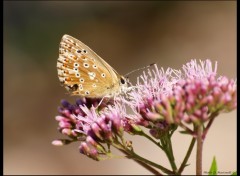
53,98,126,160
53,59,236,154
124,59,236,137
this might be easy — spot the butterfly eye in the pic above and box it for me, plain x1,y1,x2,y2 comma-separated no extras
76,50,81,54
120,77,126,84
82,49,87,54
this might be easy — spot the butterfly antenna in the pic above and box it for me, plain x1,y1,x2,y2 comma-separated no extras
124,63,156,78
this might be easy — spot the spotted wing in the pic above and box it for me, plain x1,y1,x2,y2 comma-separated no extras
57,34,121,98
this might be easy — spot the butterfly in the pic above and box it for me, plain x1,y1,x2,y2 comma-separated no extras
57,34,128,98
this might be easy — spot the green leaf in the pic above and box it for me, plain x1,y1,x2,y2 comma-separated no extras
208,156,217,175
231,171,237,175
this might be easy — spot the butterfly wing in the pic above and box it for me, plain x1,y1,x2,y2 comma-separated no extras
57,34,121,98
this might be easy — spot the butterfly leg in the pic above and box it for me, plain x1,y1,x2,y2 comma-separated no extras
96,95,112,108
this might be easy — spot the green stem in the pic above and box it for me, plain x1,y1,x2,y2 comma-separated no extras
113,142,174,175
141,131,164,150
120,150,163,175
177,137,196,174
142,130,178,173
202,112,218,140
141,130,178,173
167,135,177,172
179,122,194,135
196,125,203,175
126,148,175,175
161,134,178,173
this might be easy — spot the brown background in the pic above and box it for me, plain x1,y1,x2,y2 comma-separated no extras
4,1,236,175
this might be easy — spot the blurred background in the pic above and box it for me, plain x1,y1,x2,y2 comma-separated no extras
4,1,236,175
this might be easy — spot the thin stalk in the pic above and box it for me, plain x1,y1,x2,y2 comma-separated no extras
164,134,177,173
196,125,203,175
178,122,195,135
125,148,175,175
113,142,174,175
142,130,178,173
139,131,178,174
120,150,162,175
141,131,164,150
202,112,218,140
178,137,196,174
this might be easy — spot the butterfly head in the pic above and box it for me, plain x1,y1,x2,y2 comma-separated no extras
119,76,131,93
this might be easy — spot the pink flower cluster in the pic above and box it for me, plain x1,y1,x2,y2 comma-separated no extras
127,60,236,124
52,98,126,160
53,59,236,157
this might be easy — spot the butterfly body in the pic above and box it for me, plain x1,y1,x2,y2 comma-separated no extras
57,34,127,98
